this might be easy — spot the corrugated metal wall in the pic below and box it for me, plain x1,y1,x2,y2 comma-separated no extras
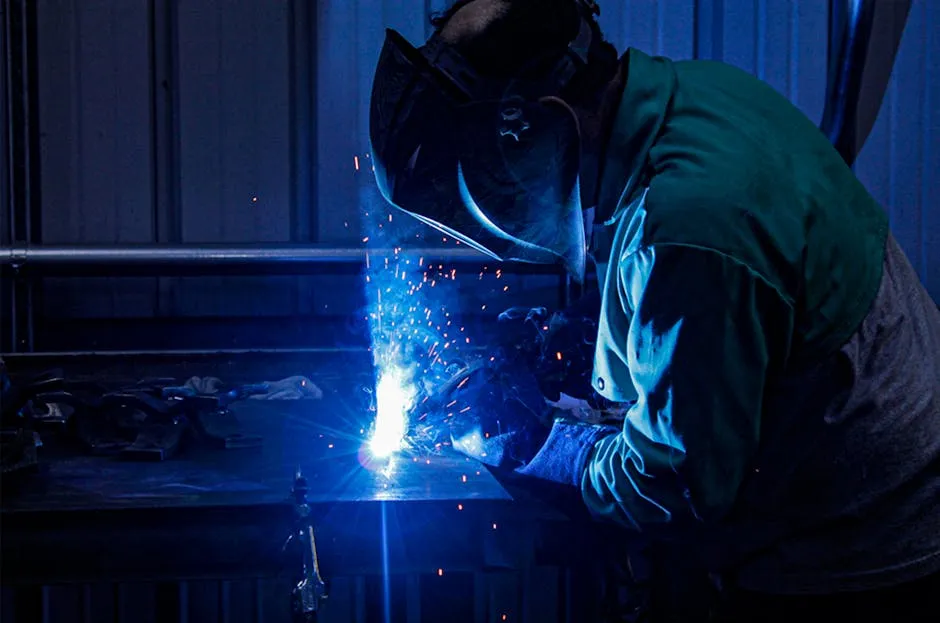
854,1,939,299
23,0,940,324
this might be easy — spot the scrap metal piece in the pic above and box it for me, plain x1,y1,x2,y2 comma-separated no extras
1,370,66,424
197,410,262,450
29,392,79,432
119,418,188,461
101,390,189,461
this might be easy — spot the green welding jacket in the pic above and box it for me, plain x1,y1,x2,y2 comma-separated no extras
519,48,940,592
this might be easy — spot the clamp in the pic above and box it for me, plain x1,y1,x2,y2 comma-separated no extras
289,469,328,622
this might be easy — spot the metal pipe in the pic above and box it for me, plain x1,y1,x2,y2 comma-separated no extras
820,0,911,166
0,244,564,276
1,345,492,358
1,347,373,357
0,244,473,265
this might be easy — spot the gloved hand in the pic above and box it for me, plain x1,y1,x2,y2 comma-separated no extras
413,359,552,469
497,291,608,412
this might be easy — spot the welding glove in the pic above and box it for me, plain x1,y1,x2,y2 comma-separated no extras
495,293,624,418
419,360,553,470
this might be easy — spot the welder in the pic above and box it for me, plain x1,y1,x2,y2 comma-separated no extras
368,1,940,620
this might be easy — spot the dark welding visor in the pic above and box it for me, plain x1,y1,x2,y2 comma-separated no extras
369,29,586,278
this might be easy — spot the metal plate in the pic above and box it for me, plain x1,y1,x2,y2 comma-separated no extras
1,400,510,513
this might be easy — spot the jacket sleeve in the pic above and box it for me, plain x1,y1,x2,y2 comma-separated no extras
520,243,794,529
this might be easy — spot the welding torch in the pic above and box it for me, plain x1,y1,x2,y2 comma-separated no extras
289,469,328,622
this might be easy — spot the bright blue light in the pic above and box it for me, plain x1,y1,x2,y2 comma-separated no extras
358,186,511,459
369,363,415,458
359,188,465,459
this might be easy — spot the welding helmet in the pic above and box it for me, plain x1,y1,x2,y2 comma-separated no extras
369,1,600,279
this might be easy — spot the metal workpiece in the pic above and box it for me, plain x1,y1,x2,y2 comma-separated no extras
0,400,513,512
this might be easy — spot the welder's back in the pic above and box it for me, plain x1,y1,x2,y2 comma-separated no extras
590,49,940,593
664,57,940,593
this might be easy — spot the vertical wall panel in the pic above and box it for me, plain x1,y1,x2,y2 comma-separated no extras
923,0,940,300
855,1,938,300
35,0,157,320
886,5,924,268
621,2,660,55
690,0,827,123
759,2,794,96
595,0,627,53
172,1,295,317
718,0,758,73
316,0,428,244
610,0,695,59
657,1,696,60
789,2,829,121
316,0,365,242
0,1,10,247
176,1,291,243
37,0,154,243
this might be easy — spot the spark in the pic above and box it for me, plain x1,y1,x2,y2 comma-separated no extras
359,205,525,460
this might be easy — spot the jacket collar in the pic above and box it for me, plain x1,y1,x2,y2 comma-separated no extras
594,49,677,226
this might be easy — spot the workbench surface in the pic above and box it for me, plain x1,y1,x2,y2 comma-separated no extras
1,400,511,513
1,355,586,585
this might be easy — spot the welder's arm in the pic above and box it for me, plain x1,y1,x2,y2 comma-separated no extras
518,244,794,529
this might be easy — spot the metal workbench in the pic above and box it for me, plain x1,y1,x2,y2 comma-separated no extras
0,352,643,623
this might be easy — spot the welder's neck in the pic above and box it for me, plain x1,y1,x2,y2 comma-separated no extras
576,61,628,210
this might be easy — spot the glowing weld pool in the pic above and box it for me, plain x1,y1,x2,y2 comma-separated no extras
368,363,417,458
